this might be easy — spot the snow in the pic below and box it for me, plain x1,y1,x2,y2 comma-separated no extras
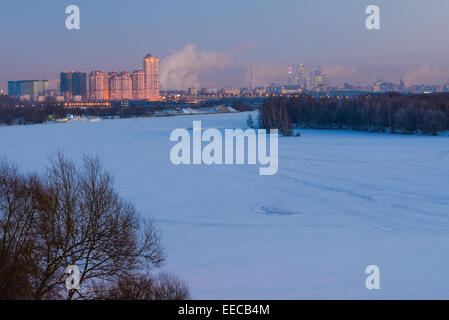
1,111,449,299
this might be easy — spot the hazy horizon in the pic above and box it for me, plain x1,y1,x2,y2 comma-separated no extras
1,0,449,91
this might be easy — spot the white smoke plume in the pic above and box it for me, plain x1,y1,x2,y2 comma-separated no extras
403,66,449,85
160,44,231,90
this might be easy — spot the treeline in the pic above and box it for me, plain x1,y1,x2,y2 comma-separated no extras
0,95,168,125
0,153,190,300
259,93,449,136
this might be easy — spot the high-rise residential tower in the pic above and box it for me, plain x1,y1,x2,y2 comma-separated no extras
89,71,105,101
132,69,146,100
108,72,120,100
60,71,87,101
60,72,72,100
103,74,110,100
119,71,132,100
143,53,160,100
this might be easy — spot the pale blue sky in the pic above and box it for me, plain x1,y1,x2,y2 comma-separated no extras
1,0,449,90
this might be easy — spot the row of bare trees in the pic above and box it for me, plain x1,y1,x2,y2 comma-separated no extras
0,95,172,125
259,93,449,135
0,95,259,126
259,99,293,136
0,153,189,300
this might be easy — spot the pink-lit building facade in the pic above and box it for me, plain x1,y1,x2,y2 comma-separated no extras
132,69,146,100
88,53,160,101
143,53,160,101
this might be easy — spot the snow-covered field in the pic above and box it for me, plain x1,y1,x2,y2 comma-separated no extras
1,112,449,299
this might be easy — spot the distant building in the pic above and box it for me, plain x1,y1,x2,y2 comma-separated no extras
288,65,294,85
60,71,87,101
266,83,282,95
143,53,160,100
108,72,120,100
200,88,218,95
188,87,198,96
297,64,305,88
221,87,240,96
89,71,106,101
281,85,303,94
443,82,449,93
119,71,132,100
380,82,399,92
131,69,146,100
18,95,31,101
313,70,330,92
406,84,440,94
106,71,132,100
103,73,110,100
344,82,371,92
8,80,48,100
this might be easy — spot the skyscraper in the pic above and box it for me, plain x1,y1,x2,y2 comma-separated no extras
288,66,294,85
143,53,160,101
60,71,87,100
108,72,120,100
89,71,105,101
132,69,145,100
60,72,72,100
298,64,305,89
103,74,110,100
119,71,132,100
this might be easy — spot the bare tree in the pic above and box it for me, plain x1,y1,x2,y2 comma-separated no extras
29,153,165,299
90,272,190,300
422,110,446,136
0,154,181,300
259,98,293,136
0,161,40,299
261,93,449,136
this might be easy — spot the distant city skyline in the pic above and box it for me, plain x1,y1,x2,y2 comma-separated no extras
2,0,449,91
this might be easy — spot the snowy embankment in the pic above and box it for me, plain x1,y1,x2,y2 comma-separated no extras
1,112,449,299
